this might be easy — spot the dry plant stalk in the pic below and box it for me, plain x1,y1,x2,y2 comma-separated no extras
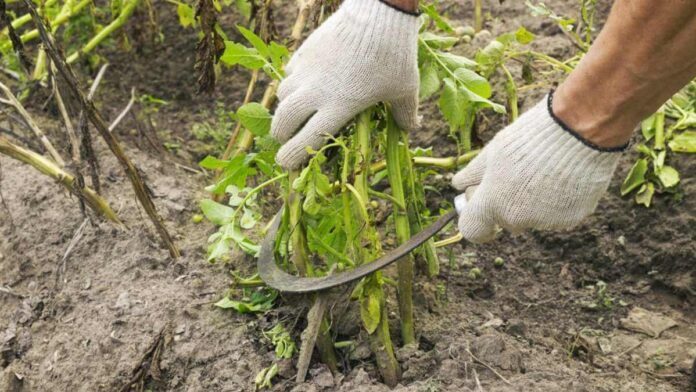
22,0,181,258
0,135,121,224
0,82,65,166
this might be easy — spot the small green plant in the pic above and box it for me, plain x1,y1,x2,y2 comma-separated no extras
621,82,695,206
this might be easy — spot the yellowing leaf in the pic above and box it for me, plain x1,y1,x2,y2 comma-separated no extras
360,294,381,334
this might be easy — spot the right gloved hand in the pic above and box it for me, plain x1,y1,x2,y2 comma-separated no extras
271,0,421,170
452,93,624,243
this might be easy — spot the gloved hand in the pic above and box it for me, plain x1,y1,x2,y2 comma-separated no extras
271,0,420,169
452,93,625,243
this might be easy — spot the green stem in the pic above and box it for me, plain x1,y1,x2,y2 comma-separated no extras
287,170,338,373
232,172,287,219
354,110,400,387
6,0,91,49
474,0,482,32
397,121,439,277
654,107,665,150
370,149,480,173
65,0,139,64
385,110,415,345
501,64,518,122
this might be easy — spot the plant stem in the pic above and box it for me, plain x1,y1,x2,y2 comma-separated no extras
385,110,415,345
286,170,338,373
0,81,65,166
654,107,665,150
25,0,180,258
287,170,311,277
0,135,121,225
370,150,480,173
65,0,139,64
354,110,399,387
501,64,518,122
474,0,483,32
400,134,440,278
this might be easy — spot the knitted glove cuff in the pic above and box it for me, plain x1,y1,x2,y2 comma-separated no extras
338,0,420,52
547,89,629,153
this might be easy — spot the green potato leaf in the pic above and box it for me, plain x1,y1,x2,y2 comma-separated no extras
419,61,441,100
436,52,477,70
453,68,491,98
237,103,272,136
220,41,266,69
621,158,648,196
420,32,458,49
438,77,467,127
200,199,235,225
635,182,655,207
668,130,696,153
656,165,680,188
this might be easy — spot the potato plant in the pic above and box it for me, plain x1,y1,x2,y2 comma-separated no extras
195,3,522,387
1,0,142,81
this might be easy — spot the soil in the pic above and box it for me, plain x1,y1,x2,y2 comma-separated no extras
1,1,694,392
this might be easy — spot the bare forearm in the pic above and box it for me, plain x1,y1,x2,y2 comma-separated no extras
382,0,418,13
554,0,696,148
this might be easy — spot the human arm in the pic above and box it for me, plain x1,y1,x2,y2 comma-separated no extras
453,0,696,242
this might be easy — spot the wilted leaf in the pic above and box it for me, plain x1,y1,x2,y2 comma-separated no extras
620,158,648,196
360,294,381,334
635,183,654,207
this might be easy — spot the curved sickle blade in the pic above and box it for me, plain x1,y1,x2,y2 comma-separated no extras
258,207,458,293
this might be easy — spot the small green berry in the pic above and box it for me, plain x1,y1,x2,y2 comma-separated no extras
192,214,204,223
468,267,482,280
493,257,505,267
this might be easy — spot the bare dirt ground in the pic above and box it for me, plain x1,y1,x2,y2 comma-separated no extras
1,1,694,391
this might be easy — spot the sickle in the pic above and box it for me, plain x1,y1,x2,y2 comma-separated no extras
258,207,458,293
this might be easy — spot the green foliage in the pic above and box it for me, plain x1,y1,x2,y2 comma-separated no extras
620,83,695,206
263,323,296,359
220,25,289,80
214,287,278,313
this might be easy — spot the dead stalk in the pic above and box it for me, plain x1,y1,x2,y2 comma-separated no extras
23,0,180,258
0,135,122,225
0,81,65,166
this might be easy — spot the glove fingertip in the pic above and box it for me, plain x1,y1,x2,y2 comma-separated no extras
457,206,497,244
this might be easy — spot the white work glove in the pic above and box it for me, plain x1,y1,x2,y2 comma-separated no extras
272,0,420,169
453,93,625,243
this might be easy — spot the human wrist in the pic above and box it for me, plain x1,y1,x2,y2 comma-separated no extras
552,72,637,150
380,0,419,14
